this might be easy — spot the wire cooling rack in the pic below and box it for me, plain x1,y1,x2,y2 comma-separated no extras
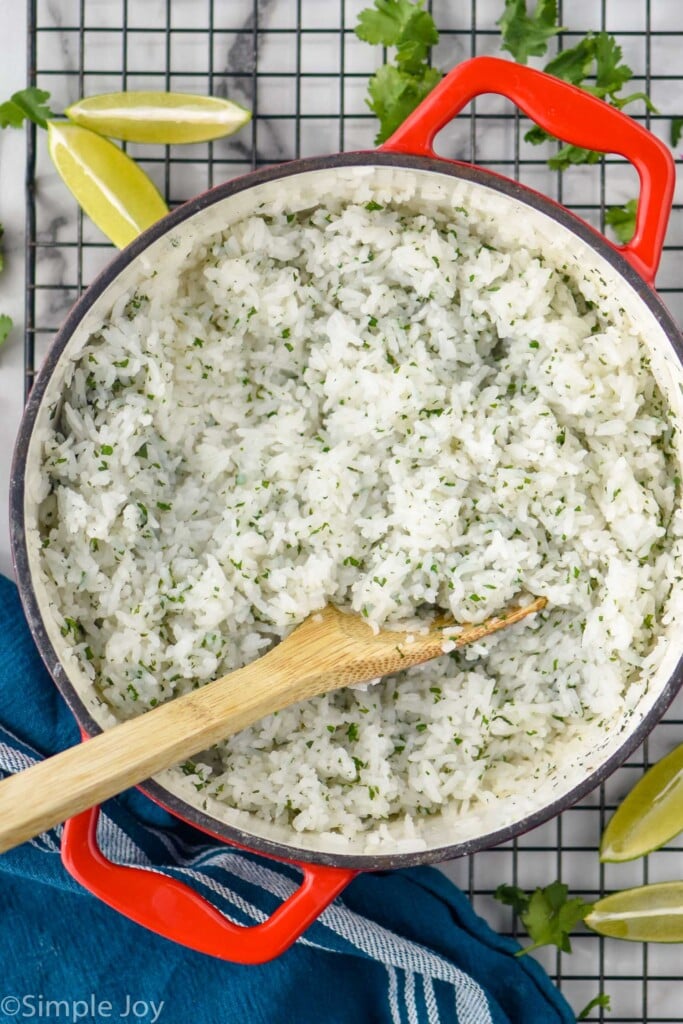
25,1,683,1019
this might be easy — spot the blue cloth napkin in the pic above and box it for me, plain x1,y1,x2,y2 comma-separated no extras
0,574,575,1024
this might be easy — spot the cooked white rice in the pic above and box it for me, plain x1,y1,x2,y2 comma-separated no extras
36,180,683,849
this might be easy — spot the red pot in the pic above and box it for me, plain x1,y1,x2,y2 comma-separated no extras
11,57,681,963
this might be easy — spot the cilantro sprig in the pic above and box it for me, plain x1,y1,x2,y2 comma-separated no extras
355,0,442,144
523,32,657,170
497,3,663,245
494,881,594,956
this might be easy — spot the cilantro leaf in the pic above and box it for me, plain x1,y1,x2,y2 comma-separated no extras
0,99,26,129
543,35,596,85
577,992,611,1021
592,32,633,99
522,881,592,954
547,144,602,171
357,0,441,145
497,0,564,65
494,880,593,956
355,0,438,75
605,199,638,244
539,31,632,102
0,87,54,130
670,117,683,147
367,63,441,143
355,0,420,46
395,10,439,73
494,883,530,917
0,314,13,347
523,124,550,146
356,0,437,69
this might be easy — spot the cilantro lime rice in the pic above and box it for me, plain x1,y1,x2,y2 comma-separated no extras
35,175,683,853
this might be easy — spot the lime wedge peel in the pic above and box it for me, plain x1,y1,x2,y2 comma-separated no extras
65,91,252,145
585,882,683,942
600,743,683,862
47,122,168,249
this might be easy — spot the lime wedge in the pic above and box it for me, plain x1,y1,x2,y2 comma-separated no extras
600,743,683,862
65,92,251,145
47,122,168,249
585,882,683,942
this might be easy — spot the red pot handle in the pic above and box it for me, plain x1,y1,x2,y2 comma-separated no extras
380,55,675,285
61,806,356,963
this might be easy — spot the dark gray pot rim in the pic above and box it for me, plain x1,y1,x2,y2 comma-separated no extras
10,150,683,870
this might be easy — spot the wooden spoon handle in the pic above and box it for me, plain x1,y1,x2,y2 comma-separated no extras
0,648,296,854
0,608,378,853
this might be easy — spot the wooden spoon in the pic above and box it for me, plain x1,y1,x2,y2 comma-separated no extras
0,595,545,853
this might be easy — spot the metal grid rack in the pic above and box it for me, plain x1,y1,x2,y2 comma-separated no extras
24,1,683,1019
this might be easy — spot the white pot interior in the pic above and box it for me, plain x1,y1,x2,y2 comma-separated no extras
21,163,683,860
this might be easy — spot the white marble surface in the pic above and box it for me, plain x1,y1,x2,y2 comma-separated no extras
0,8,28,578
1,2,683,1017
